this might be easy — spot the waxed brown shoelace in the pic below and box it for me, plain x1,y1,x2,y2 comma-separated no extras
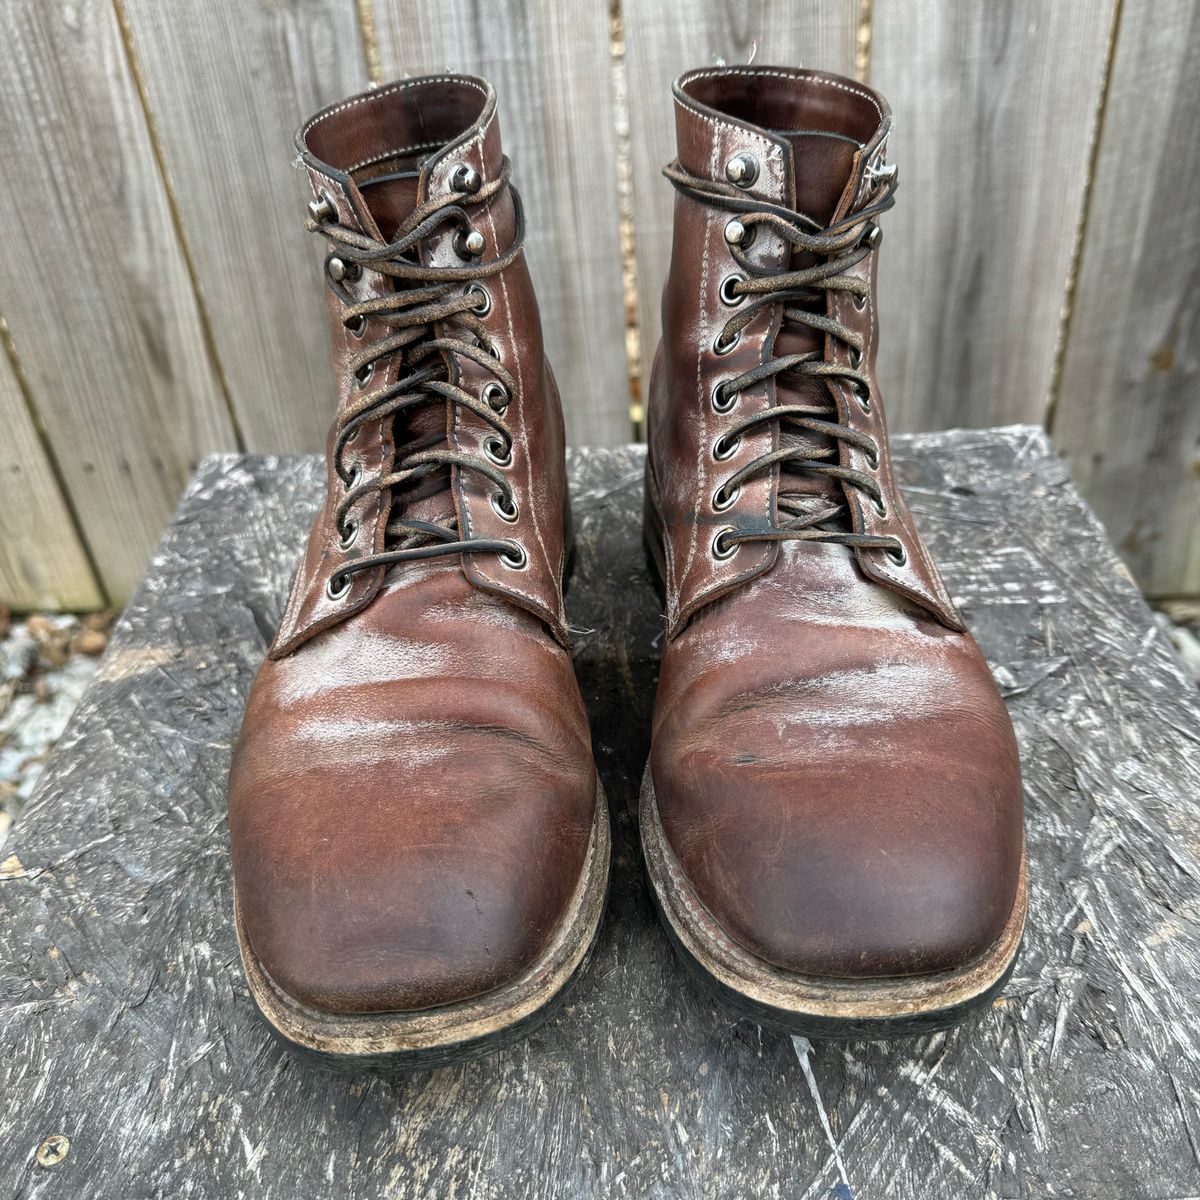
308,159,529,589
663,159,906,563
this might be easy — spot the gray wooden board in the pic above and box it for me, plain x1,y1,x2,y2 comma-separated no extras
3,429,1200,1199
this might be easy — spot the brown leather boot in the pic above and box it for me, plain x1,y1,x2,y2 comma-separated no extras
227,76,609,1067
641,66,1025,1038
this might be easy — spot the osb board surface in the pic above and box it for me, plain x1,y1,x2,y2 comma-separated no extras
3,429,1199,1199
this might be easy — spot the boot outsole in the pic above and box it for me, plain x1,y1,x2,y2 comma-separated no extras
234,780,611,1072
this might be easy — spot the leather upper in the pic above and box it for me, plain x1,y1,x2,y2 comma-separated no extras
647,67,1024,980
228,76,596,1014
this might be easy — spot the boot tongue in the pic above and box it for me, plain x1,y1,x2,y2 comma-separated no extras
773,131,861,523
356,156,460,542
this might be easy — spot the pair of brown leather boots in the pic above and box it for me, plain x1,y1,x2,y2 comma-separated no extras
227,67,1025,1068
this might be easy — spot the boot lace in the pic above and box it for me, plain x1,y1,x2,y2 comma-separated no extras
307,160,528,595
663,159,906,563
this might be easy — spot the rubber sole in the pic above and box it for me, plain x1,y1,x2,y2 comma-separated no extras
640,766,1026,1040
235,779,611,1072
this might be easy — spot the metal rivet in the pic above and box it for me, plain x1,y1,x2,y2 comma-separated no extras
712,528,739,560
724,218,753,247
450,163,482,194
328,257,361,283
864,223,883,250
308,189,337,222
725,153,759,188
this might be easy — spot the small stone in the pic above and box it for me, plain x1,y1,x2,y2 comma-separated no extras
72,628,108,657
33,678,52,704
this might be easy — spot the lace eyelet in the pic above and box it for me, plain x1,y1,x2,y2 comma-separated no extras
483,381,510,412
355,362,374,390
886,544,907,566
712,527,739,560
491,492,519,522
714,328,741,356
713,482,740,511
852,291,868,312
871,495,887,518
719,275,746,307
864,223,883,251
851,382,871,413
484,435,512,467
338,518,358,550
326,573,352,601
344,314,367,339
712,382,738,413
308,189,337,223
849,347,863,369
713,433,740,462
344,463,362,490
466,283,492,317
865,445,880,470
501,542,528,569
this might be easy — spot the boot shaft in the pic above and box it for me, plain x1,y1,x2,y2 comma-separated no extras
648,66,961,636
272,76,571,657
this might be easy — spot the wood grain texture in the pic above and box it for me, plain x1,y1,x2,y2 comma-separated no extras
118,0,370,454
0,338,101,611
622,1,863,379
4,431,1200,1197
1051,0,1200,597
870,0,1117,432
372,0,630,446
0,0,236,604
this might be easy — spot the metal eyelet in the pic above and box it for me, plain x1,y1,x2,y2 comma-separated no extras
851,381,871,413
355,361,374,389
484,435,512,467
712,527,739,560
719,275,746,307
713,482,740,511
491,491,519,522
466,283,492,317
308,189,337,223
725,153,759,188
337,518,358,550
864,223,883,251
450,163,482,194
712,382,738,413
849,347,863,369
713,433,740,461
483,381,510,412
501,542,528,569
344,422,360,444
886,544,907,566
871,495,887,518
714,328,741,356
328,257,361,283
455,228,486,259
325,573,352,601
852,291,868,312
345,462,362,490
724,219,754,248
865,444,880,470
344,314,367,339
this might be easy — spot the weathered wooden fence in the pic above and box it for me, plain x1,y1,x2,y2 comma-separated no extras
1,0,1196,609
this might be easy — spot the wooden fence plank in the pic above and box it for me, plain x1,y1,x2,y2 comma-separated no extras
0,337,102,611
0,1,236,603
623,2,864,387
1051,0,1200,598
372,0,630,446
870,1,1117,432
118,0,369,454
